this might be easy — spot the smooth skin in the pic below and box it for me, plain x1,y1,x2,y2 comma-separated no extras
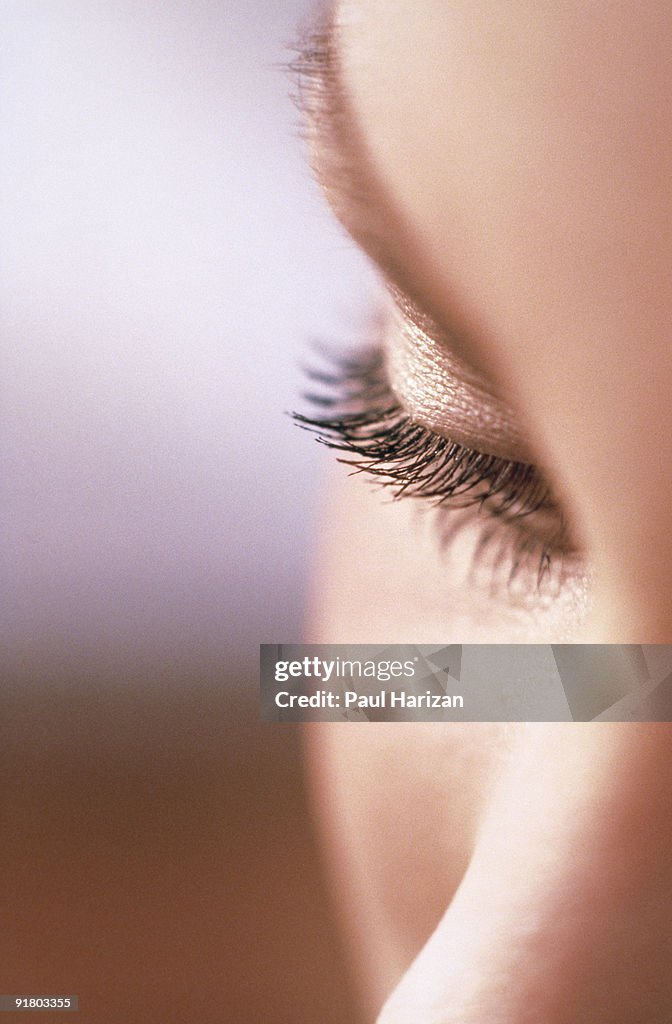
337,0,672,643
305,2,672,1021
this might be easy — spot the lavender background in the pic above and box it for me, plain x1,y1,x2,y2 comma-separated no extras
1,0,376,688
1,5,369,1021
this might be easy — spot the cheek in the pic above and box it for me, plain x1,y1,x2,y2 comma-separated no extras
306,465,591,644
306,720,509,1014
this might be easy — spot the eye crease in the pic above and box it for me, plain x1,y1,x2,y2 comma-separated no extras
385,288,535,462
293,346,581,591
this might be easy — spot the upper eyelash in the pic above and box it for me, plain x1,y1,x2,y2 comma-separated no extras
293,347,554,521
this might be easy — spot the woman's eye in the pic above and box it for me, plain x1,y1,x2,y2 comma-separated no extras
289,17,589,604
294,342,584,598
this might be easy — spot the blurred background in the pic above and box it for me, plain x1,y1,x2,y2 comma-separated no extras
1,1,376,1020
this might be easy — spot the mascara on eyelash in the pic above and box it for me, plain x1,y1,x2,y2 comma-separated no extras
294,348,551,516
292,346,579,587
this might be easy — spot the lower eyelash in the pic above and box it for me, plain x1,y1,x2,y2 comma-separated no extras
293,347,575,586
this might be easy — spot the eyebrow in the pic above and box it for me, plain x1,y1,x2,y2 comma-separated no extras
291,6,428,301
290,7,493,381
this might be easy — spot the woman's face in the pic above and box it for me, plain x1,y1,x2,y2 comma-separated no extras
300,0,672,645
297,3,672,1022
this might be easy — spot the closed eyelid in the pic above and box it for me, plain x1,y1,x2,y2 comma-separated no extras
293,7,539,467
384,294,534,462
